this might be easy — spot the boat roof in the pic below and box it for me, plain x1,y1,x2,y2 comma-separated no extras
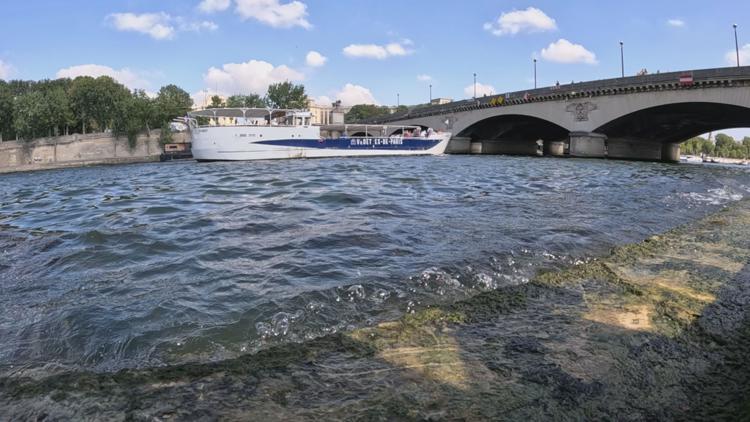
320,124,423,131
188,108,309,118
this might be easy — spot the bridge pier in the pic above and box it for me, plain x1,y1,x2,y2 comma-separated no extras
446,137,471,154
607,138,662,161
661,142,680,163
569,132,607,158
478,139,540,156
543,140,566,157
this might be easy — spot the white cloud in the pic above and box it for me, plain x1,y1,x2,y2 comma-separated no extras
202,59,304,96
305,51,327,67
726,44,750,66
55,64,151,90
667,19,685,27
108,12,176,40
0,60,13,80
484,7,556,36
343,42,412,59
199,0,231,13
417,74,432,82
179,19,219,32
107,12,217,40
540,39,598,64
313,95,333,106
320,83,379,106
464,82,495,98
235,0,311,29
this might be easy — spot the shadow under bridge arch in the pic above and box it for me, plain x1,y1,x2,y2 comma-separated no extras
456,114,569,156
595,102,750,161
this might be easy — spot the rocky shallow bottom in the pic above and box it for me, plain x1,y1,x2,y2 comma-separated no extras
3,201,750,421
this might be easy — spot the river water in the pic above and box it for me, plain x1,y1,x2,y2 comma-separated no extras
1,156,749,378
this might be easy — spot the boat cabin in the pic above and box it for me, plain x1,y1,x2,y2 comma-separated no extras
188,108,312,128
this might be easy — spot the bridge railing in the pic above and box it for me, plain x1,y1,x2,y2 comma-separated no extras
367,66,750,124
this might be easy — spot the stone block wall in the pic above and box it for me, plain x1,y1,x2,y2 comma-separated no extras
0,130,188,174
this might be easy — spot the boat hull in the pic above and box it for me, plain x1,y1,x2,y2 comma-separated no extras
191,131,451,161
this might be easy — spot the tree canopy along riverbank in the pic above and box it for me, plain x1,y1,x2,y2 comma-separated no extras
682,133,750,159
204,81,309,111
0,77,192,146
2,199,750,420
0,78,310,146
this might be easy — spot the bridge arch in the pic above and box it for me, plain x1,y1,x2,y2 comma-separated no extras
594,102,750,144
455,114,570,156
594,102,750,161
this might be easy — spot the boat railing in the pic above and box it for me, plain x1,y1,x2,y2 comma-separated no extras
188,107,313,129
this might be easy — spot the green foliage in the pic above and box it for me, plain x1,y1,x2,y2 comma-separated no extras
208,95,225,109
68,76,131,134
159,123,173,145
13,91,45,139
0,81,12,140
682,134,750,159
154,85,193,124
226,94,265,108
714,133,735,150
0,75,191,144
265,82,308,109
345,104,395,123
113,91,152,149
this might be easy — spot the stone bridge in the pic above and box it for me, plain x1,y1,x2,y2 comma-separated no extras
367,67,750,162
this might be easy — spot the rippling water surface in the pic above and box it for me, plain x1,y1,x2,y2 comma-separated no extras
1,156,749,375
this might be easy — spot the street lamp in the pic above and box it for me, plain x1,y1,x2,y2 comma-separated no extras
734,24,741,67
619,41,625,77
429,84,432,103
397,93,400,107
533,58,537,89
473,73,477,99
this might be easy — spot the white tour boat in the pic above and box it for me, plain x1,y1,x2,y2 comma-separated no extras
187,108,451,161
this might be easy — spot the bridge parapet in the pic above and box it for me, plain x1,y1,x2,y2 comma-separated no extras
368,66,750,124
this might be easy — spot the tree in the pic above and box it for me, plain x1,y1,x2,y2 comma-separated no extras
68,76,130,133
92,76,131,132
344,104,392,123
0,81,14,141
159,122,173,145
265,82,308,109
700,138,715,156
69,76,97,133
226,94,265,108
45,86,75,136
208,95,225,109
154,84,192,127
715,133,735,151
112,89,157,147
131,89,156,136
13,91,46,139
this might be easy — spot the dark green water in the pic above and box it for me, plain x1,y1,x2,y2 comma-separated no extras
1,156,750,418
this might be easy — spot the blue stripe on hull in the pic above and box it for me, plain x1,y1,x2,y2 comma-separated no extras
256,137,441,150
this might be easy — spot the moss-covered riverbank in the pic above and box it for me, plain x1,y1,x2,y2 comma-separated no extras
3,201,750,420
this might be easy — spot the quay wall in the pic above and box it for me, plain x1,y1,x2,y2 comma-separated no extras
0,131,189,174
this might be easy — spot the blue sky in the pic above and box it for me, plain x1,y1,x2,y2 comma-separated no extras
1,0,749,120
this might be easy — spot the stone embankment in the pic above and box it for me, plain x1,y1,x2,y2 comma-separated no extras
0,131,190,174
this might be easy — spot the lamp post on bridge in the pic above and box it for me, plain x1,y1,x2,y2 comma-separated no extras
533,58,537,89
734,24,741,67
619,41,625,78
397,93,400,107
429,84,432,103
473,73,477,99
